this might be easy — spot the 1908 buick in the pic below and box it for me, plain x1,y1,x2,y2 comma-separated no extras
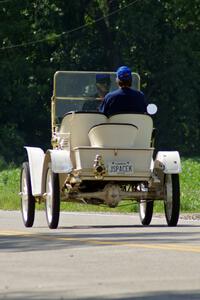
20,71,181,229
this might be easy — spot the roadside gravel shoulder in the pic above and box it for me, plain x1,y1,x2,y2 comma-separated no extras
179,213,200,221
1,210,200,221
154,212,200,221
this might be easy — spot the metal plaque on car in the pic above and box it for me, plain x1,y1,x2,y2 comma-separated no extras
107,161,134,176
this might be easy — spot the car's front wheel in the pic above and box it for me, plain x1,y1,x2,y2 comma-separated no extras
20,162,35,227
45,165,60,229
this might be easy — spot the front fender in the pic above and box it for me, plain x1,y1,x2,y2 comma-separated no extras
24,146,45,196
154,151,181,174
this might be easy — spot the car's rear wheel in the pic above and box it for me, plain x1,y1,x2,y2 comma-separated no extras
20,162,35,227
164,174,180,226
45,165,60,229
139,200,154,226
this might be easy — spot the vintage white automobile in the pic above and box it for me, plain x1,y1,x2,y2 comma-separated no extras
20,71,181,229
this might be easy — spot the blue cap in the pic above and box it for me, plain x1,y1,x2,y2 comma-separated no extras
116,66,132,81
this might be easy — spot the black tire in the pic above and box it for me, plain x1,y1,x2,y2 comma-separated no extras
139,200,154,226
45,165,60,229
20,162,35,227
164,174,180,226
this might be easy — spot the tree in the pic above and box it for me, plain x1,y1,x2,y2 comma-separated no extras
0,0,199,163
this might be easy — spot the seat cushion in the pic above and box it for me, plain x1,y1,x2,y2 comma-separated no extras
88,123,138,148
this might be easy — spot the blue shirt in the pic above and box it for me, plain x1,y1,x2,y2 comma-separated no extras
99,88,147,116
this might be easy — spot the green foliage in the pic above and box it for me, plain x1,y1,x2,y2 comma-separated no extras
0,156,7,171
0,0,200,162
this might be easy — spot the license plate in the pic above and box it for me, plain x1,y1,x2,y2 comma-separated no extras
108,161,134,176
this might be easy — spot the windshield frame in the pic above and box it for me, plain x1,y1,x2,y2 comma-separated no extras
51,71,140,135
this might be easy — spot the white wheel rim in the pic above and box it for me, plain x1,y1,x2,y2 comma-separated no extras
140,201,147,220
46,169,53,223
21,169,28,222
165,175,173,219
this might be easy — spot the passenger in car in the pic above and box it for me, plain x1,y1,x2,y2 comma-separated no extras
99,66,147,116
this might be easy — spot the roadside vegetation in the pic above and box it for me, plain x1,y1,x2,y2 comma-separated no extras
0,158,199,213
1,1,200,165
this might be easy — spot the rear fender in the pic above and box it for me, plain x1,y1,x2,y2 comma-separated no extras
154,151,181,174
41,149,73,194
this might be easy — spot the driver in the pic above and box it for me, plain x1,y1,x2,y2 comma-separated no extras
82,74,111,111
99,66,147,116
95,74,111,99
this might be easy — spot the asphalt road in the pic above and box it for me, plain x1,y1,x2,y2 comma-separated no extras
0,210,200,300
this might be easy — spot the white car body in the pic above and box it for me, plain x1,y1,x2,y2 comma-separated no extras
20,71,181,229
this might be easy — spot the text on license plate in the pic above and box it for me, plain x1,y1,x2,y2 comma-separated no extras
108,161,134,175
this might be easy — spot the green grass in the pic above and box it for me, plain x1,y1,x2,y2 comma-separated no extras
179,157,200,212
0,158,200,213
0,168,21,210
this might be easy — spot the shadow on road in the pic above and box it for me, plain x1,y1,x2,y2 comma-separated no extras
0,224,200,252
59,223,200,229
0,290,200,300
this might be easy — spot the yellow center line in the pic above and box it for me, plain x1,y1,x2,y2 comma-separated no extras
88,240,200,253
1,230,200,253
